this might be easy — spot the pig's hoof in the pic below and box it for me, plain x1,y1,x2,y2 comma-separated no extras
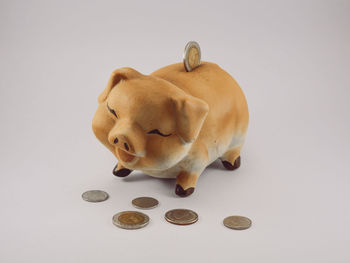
222,156,241,170
113,166,132,177
175,184,195,197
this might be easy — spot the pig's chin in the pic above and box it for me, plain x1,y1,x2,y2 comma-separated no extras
116,148,139,166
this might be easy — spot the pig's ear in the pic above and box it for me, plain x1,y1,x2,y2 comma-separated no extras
98,67,142,103
171,95,209,143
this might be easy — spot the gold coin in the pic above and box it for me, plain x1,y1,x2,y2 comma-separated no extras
112,211,149,229
132,197,159,209
165,209,198,225
82,190,109,202
223,216,252,230
183,41,201,72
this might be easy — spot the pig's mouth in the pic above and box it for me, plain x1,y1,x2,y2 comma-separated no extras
117,148,136,163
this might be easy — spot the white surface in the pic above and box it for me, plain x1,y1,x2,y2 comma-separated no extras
1,0,350,262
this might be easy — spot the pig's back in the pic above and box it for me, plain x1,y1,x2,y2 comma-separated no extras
151,62,249,139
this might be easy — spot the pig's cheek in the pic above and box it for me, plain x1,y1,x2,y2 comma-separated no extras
137,138,164,167
144,137,160,160
155,137,186,164
138,136,186,170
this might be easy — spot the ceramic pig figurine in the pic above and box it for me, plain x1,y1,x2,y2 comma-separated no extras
92,62,249,197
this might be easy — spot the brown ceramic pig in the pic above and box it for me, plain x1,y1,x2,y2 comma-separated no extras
92,62,249,197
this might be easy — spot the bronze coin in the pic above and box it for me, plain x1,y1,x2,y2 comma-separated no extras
165,209,198,225
223,216,252,230
132,197,159,209
113,211,149,230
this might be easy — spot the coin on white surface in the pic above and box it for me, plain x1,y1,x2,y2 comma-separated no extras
82,190,109,202
223,216,252,230
165,209,198,225
132,197,159,209
112,211,149,230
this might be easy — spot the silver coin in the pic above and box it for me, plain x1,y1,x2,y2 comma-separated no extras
165,209,198,225
82,190,109,202
183,41,201,72
112,211,149,230
132,197,159,209
223,216,252,230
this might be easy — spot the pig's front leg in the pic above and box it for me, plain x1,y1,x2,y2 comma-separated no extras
113,162,133,177
175,142,208,197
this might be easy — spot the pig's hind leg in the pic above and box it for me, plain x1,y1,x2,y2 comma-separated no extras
219,146,241,170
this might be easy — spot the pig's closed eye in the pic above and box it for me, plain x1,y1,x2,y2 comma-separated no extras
147,129,172,137
107,103,118,118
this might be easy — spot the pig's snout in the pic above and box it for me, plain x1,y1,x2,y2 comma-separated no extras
108,119,146,161
112,135,131,152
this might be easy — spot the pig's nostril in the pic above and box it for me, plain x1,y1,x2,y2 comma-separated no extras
114,137,118,144
124,143,129,151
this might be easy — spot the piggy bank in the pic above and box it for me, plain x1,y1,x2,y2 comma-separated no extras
92,62,249,197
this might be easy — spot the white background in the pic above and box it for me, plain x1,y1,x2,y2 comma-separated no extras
1,0,349,262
